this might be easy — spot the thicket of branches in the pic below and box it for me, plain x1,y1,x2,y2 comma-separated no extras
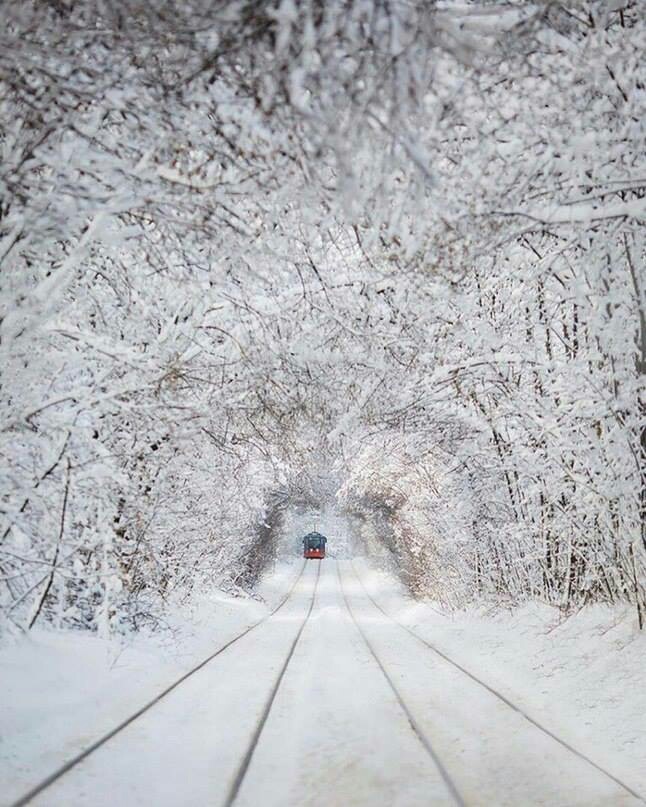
1,1,644,634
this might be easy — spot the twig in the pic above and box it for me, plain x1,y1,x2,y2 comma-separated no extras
28,459,71,630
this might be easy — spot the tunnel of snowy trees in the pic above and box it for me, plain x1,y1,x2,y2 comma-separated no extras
1,0,644,636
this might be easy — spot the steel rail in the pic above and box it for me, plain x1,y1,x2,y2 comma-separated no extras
336,561,466,807
349,559,646,806
10,560,309,807
224,559,322,807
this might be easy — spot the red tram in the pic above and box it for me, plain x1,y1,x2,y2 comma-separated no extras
302,532,327,559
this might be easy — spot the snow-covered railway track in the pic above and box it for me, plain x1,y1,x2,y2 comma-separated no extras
227,557,459,807
347,560,646,806
9,560,310,807
9,557,642,807
224,560,322,806
336,561,466,806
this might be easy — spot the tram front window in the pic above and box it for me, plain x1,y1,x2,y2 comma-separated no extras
303,533,327,554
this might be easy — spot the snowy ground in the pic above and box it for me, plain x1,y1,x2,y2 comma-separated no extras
351,559,646,804
0,562,301,806
1,557,644,806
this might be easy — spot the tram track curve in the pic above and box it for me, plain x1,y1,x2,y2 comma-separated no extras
10,560,309,807
336,560,466,807
348,558,646,806
224,559,322,807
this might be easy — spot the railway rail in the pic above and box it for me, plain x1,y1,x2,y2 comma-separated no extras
347,559,646,806
337,561,466,806
10,560,310,807
224,560,322,806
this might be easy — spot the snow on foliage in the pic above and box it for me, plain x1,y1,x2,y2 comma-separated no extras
1,1,644,634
